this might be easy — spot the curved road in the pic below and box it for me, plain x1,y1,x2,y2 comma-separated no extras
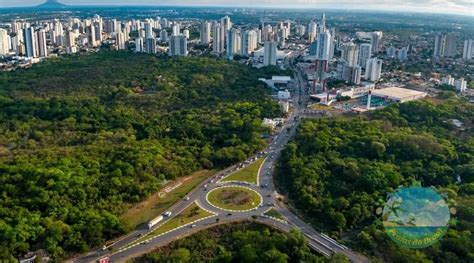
71,55,369,263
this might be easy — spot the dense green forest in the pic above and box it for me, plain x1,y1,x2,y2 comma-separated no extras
132,222,341,263
276,98,474,262
0,52,286,260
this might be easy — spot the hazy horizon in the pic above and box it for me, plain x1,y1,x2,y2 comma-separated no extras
0,0,473,16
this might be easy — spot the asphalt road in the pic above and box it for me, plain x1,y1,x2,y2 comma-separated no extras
71,54,369,263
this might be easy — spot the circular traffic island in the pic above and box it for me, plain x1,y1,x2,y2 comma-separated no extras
206,186,262,212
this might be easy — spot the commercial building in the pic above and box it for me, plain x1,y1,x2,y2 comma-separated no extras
371,87,426,103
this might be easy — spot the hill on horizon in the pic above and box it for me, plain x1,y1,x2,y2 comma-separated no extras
36,0,67,9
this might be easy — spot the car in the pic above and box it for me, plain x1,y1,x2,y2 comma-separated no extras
184,197,190,201
227,213,232,216
163,211,172,217
203,184,208,188
191,224,197,228
210,180,214,183
267,194,271,197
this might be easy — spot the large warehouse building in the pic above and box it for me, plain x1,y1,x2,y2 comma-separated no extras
371,87,427,103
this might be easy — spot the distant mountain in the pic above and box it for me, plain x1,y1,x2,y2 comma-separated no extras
36,0,67,9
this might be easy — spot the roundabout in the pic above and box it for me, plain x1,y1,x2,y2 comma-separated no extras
206,185,263,212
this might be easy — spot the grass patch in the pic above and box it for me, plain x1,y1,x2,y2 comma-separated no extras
126,202,214,247
221,158,265,184
207,186,262,211
264,208,284,220
121,170,217,229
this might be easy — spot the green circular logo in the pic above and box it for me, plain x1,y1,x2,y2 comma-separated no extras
382,186,450,248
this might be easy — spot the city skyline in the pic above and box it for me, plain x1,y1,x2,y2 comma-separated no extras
0,0,473,16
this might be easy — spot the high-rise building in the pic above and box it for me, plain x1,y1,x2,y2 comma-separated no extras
308,22,317,43
65,30,77,54
159,29,168,43
434,34,445,57
220,16,231,50
463,39,473,60
340,42,359,67
145,37,156,54
454,78,467,92
183,29,190,39
116,31,126,50
144,20,154,39
200,21,211,44
0,29,10,55
23,27,36,58
297,25,306,37
316,31,331,60
386,46,396,58
338,62,361,85
226,28,240,59
264,41,277,66
36,29,48,57
398,47,408,60
444,33,457,57
212,23,223,54
172,23,180,36
358,43,372,68
434,33,457,58
240,30,257,56
309,41,318,56
371,31,383,53
135,37,144,52
169,35,188,56
365,58,383,82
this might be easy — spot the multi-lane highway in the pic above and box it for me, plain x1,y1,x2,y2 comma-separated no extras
72,55,369,263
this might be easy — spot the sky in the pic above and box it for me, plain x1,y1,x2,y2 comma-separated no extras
0,0,473,16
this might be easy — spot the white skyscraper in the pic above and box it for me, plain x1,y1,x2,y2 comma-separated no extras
454,78,467,92
444,33,457,57
36,29,48,57
297,25,306,37
371,31,383,53
264,41,277,66
172,23,180,36
212,23,223,54
226,28,240,59
398,47,408,60
144,20,154,39
135,37,144,52
463,39,473,60
183,29,190,39
65,30,77,54
358,43,372,68
221,16,231,50
308,22,317,43
240,30,257,56
169,35,188,56
145,38,156,54
159,29,168,43
116,31,126,50
386,46,396,58
0,29,10,55
434,34,445,57
340,42,359,67
316,31,331,60
365,58,383,82
200,21,211,44
24,27,36,58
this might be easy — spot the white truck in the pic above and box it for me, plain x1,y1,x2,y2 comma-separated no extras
147,215,164,229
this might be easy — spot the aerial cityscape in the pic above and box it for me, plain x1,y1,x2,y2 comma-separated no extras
0,0,473,263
